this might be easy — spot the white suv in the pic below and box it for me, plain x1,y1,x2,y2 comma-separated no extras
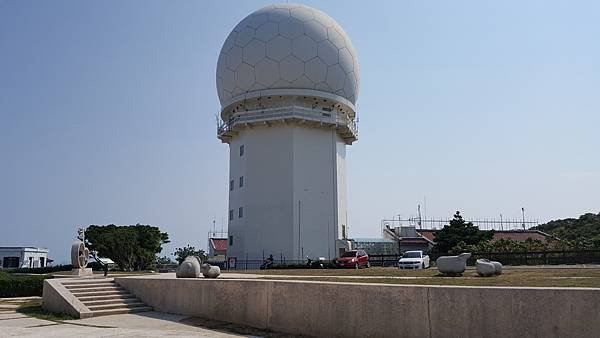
398,250,430,269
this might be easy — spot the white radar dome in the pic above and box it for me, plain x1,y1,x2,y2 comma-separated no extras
216,3,360,106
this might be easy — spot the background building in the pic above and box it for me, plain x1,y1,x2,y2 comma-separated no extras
208,238,228,261
216,4,360,261
352,238,398,255
382,225,436,253
0,247,49,269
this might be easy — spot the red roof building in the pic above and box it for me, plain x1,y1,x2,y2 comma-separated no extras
209,238,228,261
490,230,551,242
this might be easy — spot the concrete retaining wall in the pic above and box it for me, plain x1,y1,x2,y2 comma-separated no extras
115,276,600,338
42,279,91,318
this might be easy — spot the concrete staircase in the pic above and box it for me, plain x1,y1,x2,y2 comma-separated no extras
61,279,152,317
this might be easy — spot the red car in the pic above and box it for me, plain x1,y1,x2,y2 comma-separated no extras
336,250,370,269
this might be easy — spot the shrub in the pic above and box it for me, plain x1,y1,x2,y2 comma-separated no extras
0,271,52,297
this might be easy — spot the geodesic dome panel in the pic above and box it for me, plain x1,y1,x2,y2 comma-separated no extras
216,3,360,106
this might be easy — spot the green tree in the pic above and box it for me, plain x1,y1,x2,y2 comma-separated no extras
86,224,170,271
434,211,494,253
173,245,207,264
533,213,600,247
156,256,175,265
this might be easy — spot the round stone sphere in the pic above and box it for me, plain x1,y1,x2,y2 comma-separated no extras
216,3,359,106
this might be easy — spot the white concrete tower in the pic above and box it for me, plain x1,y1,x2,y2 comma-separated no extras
216,4,359,262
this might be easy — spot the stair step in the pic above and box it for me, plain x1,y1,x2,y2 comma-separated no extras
83,298,141,306
72,290,129,297
77,293,135,302
91,306,153,317
78,294,137,302
62,280,114,286
68,286,123,293
65,283,116,289
87,302,147,311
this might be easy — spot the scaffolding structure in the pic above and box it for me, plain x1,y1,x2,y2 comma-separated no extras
381,217,541,233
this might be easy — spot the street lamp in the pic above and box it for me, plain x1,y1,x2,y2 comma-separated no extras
521,207,525,230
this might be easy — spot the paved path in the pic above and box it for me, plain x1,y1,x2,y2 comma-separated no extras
0,308,256,337
0,312,243,337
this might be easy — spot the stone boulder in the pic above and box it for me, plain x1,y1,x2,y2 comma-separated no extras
200,263,221,278
476,259,503,277
436,253,471,276
175,256,202,278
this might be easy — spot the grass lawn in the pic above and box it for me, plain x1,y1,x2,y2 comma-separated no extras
16,298,76,321
0,298,75,322
232,267,600,287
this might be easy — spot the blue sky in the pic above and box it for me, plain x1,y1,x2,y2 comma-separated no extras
1,1,599,263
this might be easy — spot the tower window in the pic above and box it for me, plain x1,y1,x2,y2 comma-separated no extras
229,209,233,221
229,180,234,191
238,206,244,218
239,176,244,188
229,235,233,246
239,144,245,156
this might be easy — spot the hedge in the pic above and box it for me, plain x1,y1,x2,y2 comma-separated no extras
0,271,52,297
6,264,72,274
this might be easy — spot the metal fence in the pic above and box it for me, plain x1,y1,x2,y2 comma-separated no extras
381,218,541,231
224,260,307,270
369,250,600,267
157,260,308,271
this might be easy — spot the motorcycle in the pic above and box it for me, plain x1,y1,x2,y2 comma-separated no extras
260,258,274,270
306,257,326,269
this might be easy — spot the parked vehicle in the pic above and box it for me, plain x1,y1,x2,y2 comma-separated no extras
306,257,326,269
336,250,370,269
398,250,430,269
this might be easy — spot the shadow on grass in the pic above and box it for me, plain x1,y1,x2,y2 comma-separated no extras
16,299,76,322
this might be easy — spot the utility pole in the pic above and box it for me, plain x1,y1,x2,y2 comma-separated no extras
500,213,503,231
298,200,301,260
521,207,525,230
327,220,331,260
417,205,422,229
423,196,427,229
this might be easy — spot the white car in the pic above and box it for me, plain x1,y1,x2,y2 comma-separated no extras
398,250,430,269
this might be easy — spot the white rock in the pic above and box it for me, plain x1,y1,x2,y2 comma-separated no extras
176,256,202,278
201,263,221,278
436,253,471,276
476,259,496,276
